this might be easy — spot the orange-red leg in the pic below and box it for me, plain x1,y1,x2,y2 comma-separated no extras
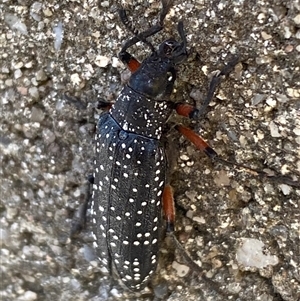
176,125,300,187
162,184,175,233
176,125,218,159
119,51,141,72
175,103,199,119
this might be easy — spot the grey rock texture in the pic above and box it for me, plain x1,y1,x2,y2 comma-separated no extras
1,0,299,300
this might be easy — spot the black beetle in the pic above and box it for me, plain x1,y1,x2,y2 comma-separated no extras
90,1,188,291
87,0,236,290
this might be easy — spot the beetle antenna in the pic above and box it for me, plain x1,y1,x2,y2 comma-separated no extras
119,9,155,52
118,1,173,54
177,21,187,49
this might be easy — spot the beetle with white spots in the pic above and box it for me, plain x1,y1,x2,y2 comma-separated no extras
82,2,192,290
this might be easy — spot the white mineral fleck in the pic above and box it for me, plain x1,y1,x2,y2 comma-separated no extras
293,14,300,25
172,261,190,277
95,55,110,67
278,184,292,195
21,291,37,301
53,22,64,51
236,238,279,269
70,73,81,85
293,127,300,136
269,121,281,137
4,13,28,35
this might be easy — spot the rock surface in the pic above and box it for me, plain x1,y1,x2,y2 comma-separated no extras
1,0,299,300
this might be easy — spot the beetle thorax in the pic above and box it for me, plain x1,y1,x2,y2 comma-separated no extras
110,85,172,139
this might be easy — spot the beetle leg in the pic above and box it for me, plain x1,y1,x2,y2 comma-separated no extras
163,184,234,297
119,51,141,73
176,125,218,160
171,57,240,119
176,125,300,187
70,175,94,237
173,102,199,119
63,92,88,110
162,184,175,233
170,57,240,119
197,57,240,116
96,99,114,110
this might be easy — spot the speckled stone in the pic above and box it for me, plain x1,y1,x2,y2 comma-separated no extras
1,0,299,300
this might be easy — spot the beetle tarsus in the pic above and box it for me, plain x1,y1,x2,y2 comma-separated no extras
70,176,92,237
197,57,240,116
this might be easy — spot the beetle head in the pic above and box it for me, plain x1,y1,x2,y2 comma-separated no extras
158,21,188,64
